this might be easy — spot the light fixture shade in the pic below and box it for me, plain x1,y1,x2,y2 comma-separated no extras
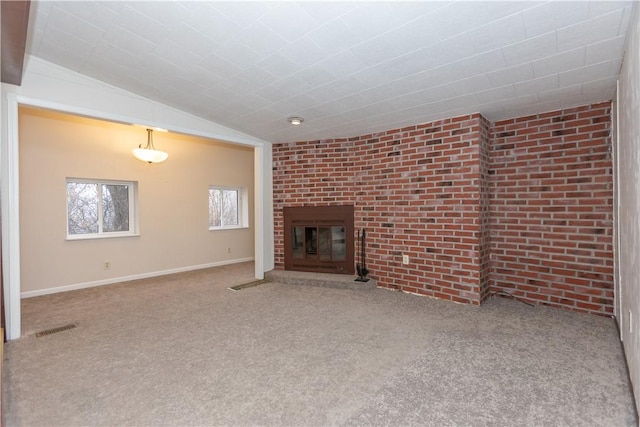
132,148,169,163
133,128,168,163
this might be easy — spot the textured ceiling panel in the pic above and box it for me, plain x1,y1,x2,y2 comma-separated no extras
25,1,633,143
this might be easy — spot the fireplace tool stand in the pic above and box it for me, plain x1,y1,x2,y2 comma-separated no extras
355,228,370,282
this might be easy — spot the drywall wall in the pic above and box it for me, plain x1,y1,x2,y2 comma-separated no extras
2,56,275,339
19,106,254,294
617,1,640,413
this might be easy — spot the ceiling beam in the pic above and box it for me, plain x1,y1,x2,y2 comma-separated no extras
1,0,31,86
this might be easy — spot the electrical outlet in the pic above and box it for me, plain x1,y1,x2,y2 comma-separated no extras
402,254,409,265
104,261,111,270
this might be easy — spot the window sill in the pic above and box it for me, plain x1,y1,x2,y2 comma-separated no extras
66,233,140,241
209,226,249,231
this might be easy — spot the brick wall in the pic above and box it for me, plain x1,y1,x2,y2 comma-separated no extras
479,115,492,302
273,138,356,270
353,115,487,305
272,102,614,315
490,102,614,315
274,114,487,305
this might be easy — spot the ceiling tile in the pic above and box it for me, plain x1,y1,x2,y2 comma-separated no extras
294,67,336,88
102,26,156,58
468,13,527,53
211,1,270,28
152,42,202,72
183,3,240,43
183,65,225,90
164,25,220,58
558,61,613,88
23,1,633,143
198,53,243,79
303,78,365,105
257,53,302,78
388,85,458,110
117,5,172,45
501,32,557,66
556,10,624,52
588,1,633,18
234,66,278,90
522,2,590,38
487,63,535,87
258,3,317,42
485,1,539,20
425,36,482,69
349,37,399,67
306,19,361,54
429,2,491,39
531,48,586,78
450,49,507,80
233,22,288,57
279,37,327,69
389,1,452,21
126,2,190,28
57,1,118,30
317,50,369,80
582,76,618,98
513,74,559,96
297,2,359,24
379,14,442,56
585,36,626,65
255,76,313,101
37,39,89,72
47,6,105,46
214,38,265,70
446,75,493,97
339,3,405,40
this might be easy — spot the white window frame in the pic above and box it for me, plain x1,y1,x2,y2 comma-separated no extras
66,178,138,240
209,186,249,230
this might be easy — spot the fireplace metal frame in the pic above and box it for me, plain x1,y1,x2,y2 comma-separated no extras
283,206,355,274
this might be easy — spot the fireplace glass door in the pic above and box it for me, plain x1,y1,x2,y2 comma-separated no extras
292,226,346,262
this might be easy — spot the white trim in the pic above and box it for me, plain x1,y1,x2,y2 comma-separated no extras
2,93,21,340
65,233,141,241
614,80,623,338
254,145,265,280
20,257,255,299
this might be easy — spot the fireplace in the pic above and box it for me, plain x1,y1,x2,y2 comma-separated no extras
283,206,354,274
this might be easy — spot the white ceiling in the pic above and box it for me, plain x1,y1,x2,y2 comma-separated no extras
26,1,633,144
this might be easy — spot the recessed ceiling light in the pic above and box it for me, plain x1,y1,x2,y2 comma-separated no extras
288,117,304,125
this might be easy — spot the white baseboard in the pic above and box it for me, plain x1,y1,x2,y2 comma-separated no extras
21,257,255,299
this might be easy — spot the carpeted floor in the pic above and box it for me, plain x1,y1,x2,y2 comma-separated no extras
3,262,637,426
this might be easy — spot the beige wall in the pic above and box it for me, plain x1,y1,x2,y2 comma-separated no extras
19,106,254,294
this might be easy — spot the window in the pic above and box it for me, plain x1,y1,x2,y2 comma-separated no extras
66,179,137,239
209,186,246,229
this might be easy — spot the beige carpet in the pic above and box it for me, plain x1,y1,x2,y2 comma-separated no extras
3,262,637,426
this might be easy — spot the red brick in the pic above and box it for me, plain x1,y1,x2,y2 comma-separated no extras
273,103,613,315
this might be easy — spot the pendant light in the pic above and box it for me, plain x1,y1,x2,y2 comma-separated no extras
132,128,168,163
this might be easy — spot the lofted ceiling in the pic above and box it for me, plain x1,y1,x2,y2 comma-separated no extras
25,1,633,144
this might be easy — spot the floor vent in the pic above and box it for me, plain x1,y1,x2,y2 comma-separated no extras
35,324,77,337
228,279,270,291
